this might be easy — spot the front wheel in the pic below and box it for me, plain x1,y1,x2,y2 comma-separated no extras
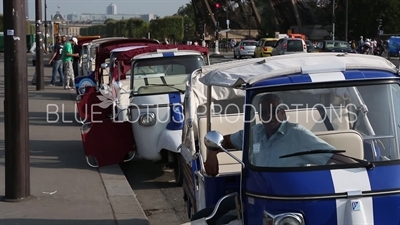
173,153,183,186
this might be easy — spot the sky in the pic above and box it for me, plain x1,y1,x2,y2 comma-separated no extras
0,0,190,19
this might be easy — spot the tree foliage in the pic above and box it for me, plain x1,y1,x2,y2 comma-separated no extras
81,16,187,41
255,0,400,40
174,3,195,22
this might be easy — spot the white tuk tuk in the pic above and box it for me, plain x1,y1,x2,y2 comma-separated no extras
107,44,211,183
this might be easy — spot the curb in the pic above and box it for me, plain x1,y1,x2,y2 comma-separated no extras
99,165,150,225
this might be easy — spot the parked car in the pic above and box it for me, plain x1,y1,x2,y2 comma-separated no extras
233,40,257,59
305,40,315,53
315,40,357,53
271,38,307,56
254,38,278,57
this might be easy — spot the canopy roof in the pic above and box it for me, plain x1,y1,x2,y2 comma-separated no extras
95,40,160,80
116,44,209,64
198,53,398,88
187,53,399,109
110,44,209,81
77,36,101,46
111,46,148,53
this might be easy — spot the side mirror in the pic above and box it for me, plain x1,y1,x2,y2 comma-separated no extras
204,130,224,151
204,131,245,168
101,63,109,69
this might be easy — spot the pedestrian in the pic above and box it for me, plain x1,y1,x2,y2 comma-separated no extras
61,35,67,44
30,41,48,85
61,37,79,90
48,35,64,86
72,37,81,77
358,36,364,53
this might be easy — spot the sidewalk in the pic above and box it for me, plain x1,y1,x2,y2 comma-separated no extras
0,63,149,225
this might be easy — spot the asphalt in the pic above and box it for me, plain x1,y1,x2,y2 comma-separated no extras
0,59,149,225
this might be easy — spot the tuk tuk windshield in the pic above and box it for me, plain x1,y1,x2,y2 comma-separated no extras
131,55,204,95
247,83,400,168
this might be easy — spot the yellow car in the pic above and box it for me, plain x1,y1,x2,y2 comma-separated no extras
254,38,279,58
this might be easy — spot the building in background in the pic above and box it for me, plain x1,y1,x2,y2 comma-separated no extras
78,13,156,22
25,0,29,18
67,13,80,21
106,3,117,15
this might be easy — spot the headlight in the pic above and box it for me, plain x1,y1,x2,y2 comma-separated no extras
264,211,304,225
277,215,303,225
139,113,156,126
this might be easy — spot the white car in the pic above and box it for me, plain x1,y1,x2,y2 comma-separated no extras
271,38,307,56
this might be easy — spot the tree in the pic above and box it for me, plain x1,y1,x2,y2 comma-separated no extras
163,16,184,42
126,18,148,38
174,2,195,22
104,18,115,24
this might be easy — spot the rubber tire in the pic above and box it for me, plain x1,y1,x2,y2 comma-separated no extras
173,153,183,186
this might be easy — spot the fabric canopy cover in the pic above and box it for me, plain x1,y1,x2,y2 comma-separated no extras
112,44,209,81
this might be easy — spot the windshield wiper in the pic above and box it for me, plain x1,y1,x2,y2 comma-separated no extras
279,150,375,170
147,84,185,93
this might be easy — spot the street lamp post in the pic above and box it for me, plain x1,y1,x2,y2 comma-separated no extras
345,0,348,41
44,0,47,51
332,0,335,40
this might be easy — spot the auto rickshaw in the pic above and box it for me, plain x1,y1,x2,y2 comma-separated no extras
103,44,210,183
76,36,101,76
79,44,210,177
76,40,158,168
180,53,400,225
85,37,128,75
387,36,400,59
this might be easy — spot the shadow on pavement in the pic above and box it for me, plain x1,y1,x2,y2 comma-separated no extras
0,87,75,101
0,140,86,169
0,218,150,225
0,112,82,127
121,159,179,190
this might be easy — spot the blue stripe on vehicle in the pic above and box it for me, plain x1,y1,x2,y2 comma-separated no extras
250,70,398,88
166,92,183,130
244,170,338,225
343,70,398,80
371,193,400,224
368,164,400,191
162,52,175,57
245,170,335,196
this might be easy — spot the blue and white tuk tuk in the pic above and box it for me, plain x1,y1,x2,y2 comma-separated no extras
180,53,400,225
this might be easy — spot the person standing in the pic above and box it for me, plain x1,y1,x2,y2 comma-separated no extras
72,37,81,77
48,36,64,86
62,37,79,89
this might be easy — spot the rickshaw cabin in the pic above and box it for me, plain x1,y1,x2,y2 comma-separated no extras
114,44,209,82
94,39,160,84
184,53,399,209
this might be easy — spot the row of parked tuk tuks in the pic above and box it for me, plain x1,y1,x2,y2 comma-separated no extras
74,37,400,225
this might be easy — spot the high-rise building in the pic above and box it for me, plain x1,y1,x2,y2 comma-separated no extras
25,0,29,18
106,3,117,15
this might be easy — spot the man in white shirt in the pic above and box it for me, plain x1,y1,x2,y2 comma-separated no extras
30,41,48,85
